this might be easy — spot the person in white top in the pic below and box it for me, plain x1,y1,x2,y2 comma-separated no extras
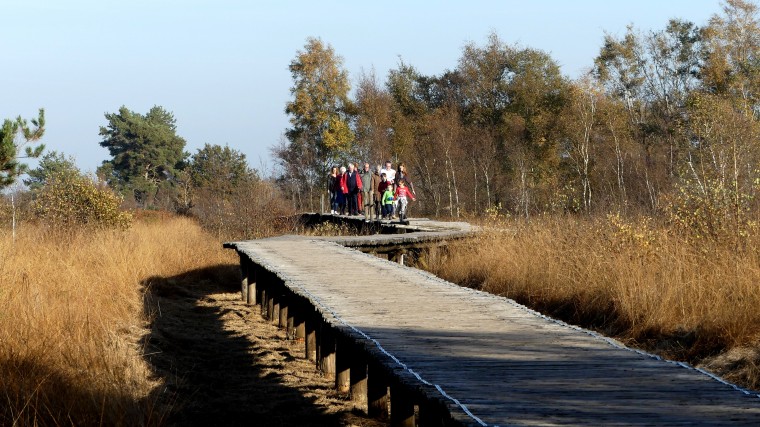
380,160,396,185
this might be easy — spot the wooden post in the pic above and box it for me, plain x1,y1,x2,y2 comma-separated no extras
305,313,317,362
294,306,306,343
286,304,295,339
319,324,336,379
256,270,265,307
260,287,269,319
240,257,248,302
391,383,415,427
368,360,390,420
246,263,256,306
279,295,288,329
268,291,276,322
259,270,272,318
349,344,368,412
418,400,450,427
335,336,351,394
274,293,282,325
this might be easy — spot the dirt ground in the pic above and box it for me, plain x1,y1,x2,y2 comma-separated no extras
142,264,386,427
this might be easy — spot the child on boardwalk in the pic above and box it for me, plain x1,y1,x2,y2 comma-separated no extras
381,174,395,220
394,179,416,221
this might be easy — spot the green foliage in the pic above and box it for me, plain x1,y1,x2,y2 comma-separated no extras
97,105,187,207
0,109,45,188
190,143,253,194
34,170,132,229
455,33,570,215
24,151,78,191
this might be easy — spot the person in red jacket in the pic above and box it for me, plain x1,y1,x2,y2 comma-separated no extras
341,163,363,215
335,166,348,215
394,179,416,221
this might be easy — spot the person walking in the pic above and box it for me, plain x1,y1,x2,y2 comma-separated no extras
371,165,382,220
328,166,338,214
360,162,373,220
394,179,416,221
396,162,416,219
343,163,362,215
336,166,348,215
380,160,396,186
380,175,395,219
396,163,415,197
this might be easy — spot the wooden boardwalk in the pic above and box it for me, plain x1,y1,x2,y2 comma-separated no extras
226,218,760,426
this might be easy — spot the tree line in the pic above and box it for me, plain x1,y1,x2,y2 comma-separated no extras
276,0,760,239
0,105,289,238
2,0,758,242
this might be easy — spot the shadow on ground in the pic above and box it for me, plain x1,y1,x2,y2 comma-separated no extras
141,264,372,426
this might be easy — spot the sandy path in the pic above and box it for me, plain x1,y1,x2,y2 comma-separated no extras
142,264,386,426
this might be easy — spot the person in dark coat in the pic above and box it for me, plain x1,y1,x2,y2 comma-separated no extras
343,163,362,215
328,166,338,214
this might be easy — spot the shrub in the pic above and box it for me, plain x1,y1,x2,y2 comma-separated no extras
33,171,132,229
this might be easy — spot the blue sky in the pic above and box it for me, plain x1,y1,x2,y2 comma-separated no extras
2,0,721,177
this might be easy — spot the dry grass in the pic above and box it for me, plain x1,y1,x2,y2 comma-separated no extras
0,217,235,426
428,215,760,388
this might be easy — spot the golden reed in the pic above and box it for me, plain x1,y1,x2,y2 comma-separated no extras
0,217,234,426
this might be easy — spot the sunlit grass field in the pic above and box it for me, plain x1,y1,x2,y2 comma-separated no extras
3,212,760,425
0,217,234,425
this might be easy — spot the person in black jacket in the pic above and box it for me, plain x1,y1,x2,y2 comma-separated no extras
344,163,362,215
327,166,338,214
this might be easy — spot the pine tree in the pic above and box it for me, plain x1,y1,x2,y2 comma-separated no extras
0,109,45,188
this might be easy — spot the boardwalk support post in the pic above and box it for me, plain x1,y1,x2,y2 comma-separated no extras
349,343,368,412
286,302,295,339
260,272,269,319
271,291,280,325
335,335,351,394
391,383,415,427
319,323,336,379
305,312,317,362
246,264,256,306
294,302,305,342
240,257,249,303
368,360,390,420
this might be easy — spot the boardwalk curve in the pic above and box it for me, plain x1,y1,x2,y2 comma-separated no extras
225,216,760,426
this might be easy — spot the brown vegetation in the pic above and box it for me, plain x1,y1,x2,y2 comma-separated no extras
0,217,232,425
0,214,387,426
426,215,760,389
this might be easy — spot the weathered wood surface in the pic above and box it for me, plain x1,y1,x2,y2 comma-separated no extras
304,213,479,249
226,219,760,426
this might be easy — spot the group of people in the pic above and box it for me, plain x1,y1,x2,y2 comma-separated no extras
327,160,416,221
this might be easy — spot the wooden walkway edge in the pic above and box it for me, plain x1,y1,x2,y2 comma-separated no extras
225,218,760,426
